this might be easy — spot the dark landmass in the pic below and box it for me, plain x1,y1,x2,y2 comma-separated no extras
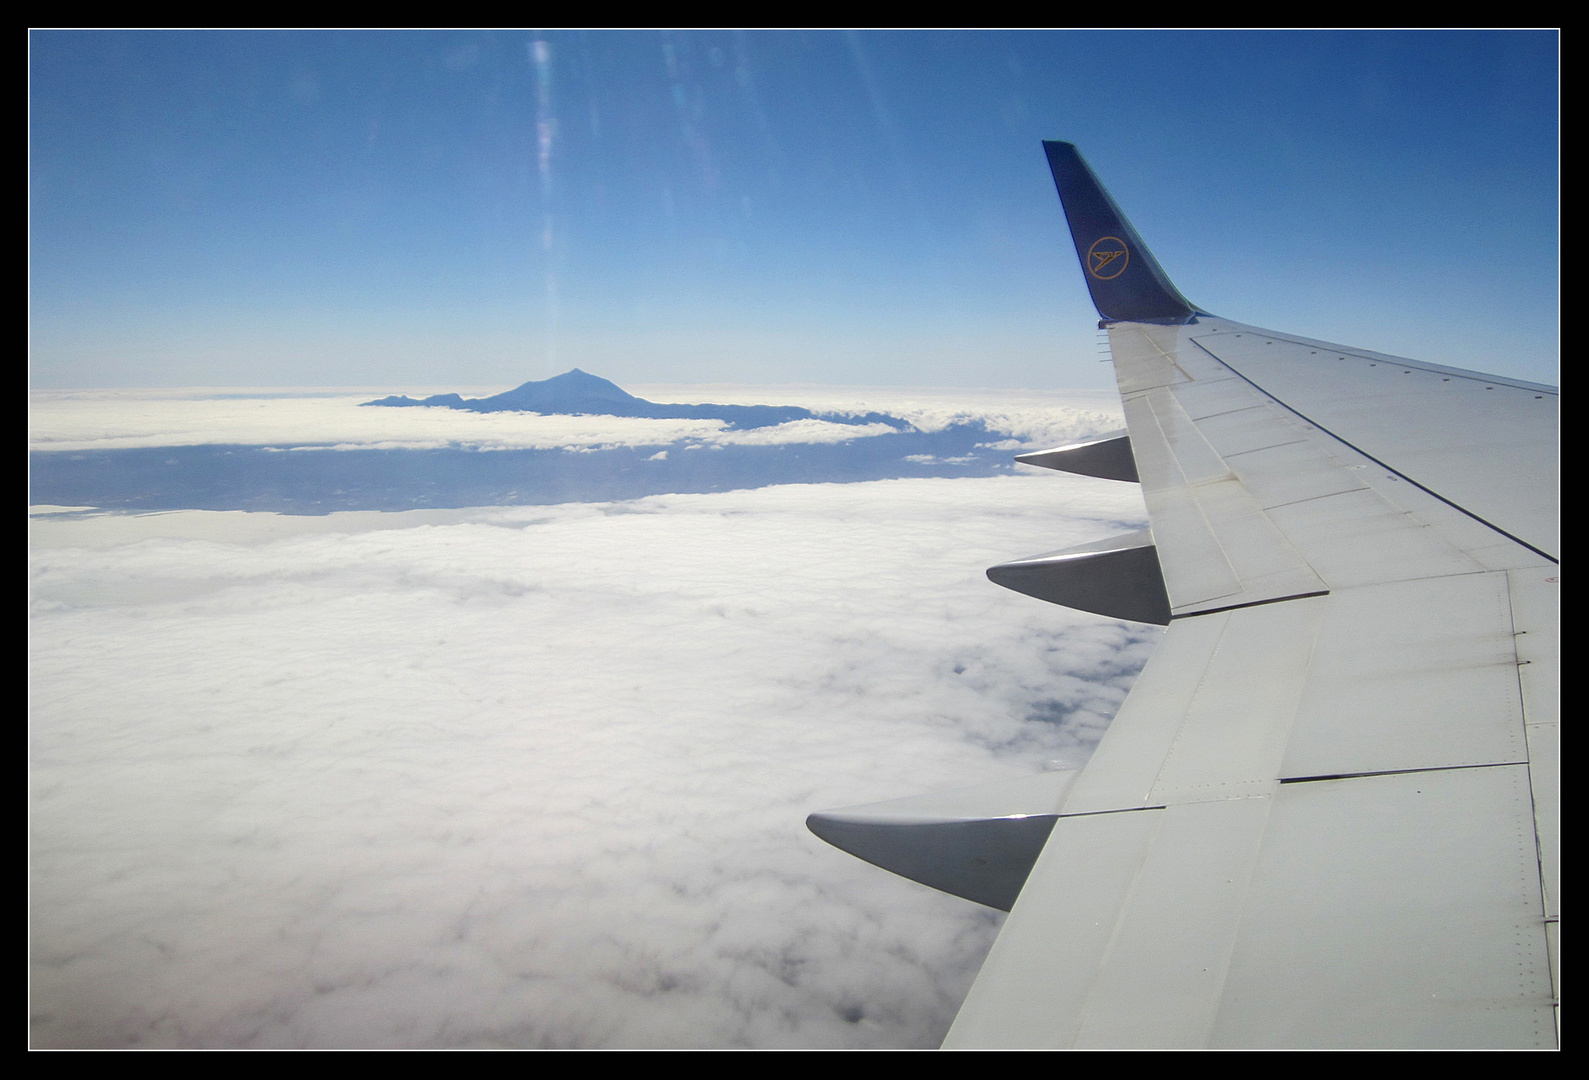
31,423,1011,515
363,368,908,431
32,372,1030,515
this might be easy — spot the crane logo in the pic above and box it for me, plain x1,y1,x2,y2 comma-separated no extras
1087,236,1130,280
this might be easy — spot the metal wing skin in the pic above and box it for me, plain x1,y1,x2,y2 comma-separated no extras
812,143,1559,1048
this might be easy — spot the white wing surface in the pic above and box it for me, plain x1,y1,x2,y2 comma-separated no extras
814,143,1559,1049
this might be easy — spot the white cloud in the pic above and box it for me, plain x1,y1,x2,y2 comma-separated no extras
630,383,1128,449
698,419,902,446
28,389,728,453
30,474,1155,1048
29,385,1124,455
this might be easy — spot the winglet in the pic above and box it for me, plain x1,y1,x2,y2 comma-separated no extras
1044,142,1201,324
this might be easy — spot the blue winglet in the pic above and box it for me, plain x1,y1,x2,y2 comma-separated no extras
1044,142,1203,324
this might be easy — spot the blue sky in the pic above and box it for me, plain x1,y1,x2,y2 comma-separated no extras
29,29,1559,389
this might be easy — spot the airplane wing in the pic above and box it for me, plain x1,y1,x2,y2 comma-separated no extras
810,143,1558,1048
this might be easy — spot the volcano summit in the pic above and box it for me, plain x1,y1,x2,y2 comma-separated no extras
363,369,906,431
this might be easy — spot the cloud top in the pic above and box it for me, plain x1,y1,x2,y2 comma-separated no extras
31,474,1155,1048
29,385,1124,454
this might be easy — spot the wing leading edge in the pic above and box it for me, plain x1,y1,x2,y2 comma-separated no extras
810,143,1558,1048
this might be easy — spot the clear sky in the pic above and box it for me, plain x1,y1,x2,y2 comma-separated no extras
29,29,1559,390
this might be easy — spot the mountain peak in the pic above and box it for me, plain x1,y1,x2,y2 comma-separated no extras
363,370,869,431
482,369,639,412
528,368,637,400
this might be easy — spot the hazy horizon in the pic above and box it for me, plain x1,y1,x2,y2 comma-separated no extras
30,30,1559,392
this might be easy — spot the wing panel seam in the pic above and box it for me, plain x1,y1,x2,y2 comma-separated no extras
1056,804,1167,820
1279,761,1528,784
1185,337,1559,564
1173,590,1330,620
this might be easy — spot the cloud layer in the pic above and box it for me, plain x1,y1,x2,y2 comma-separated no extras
31,474,1154,1048
29,385,1125,454
29,385,1130,516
